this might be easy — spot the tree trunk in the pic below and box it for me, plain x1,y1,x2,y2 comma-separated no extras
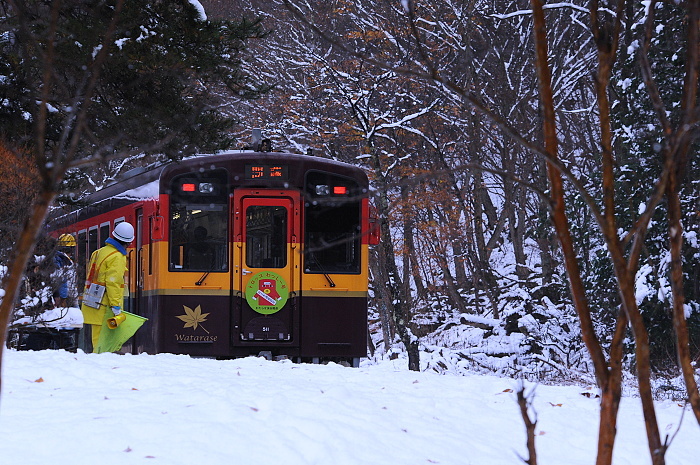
451,240,469,290
535,156,555,287
531,2,626,463
370,146,420,371
667,173,700,425
0,188,56,397
667,0,700,426
430,207,468,314
401,182,426,299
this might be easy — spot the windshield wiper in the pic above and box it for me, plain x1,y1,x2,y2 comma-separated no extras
195,270,211,286
309,252,335,288
195,255,217,286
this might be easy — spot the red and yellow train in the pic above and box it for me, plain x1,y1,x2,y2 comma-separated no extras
52,148,377,365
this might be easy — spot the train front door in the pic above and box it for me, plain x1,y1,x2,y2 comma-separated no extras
233,191,301,350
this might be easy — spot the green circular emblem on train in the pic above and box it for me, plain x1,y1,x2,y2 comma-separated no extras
245,272,289,315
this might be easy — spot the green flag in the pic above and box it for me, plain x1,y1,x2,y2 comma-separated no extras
95,311,148,354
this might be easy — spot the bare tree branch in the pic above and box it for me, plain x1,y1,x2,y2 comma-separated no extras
516,384,538,465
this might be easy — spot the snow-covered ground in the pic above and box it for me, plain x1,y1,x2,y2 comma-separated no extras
0,349,696,465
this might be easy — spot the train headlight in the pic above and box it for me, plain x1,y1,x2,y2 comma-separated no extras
315,184,330,196
181,182,216,194
199,182,215,194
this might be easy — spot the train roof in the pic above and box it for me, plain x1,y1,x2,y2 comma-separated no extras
166,151,367,184
86,151,368,203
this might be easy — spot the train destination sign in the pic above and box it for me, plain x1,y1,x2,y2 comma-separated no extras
245,164,288,180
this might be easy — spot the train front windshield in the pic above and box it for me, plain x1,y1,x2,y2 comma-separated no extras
304,171,362,274
169,170,229,272
170,204,228,271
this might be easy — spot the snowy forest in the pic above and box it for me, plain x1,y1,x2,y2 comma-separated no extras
1,1,700,463
205,0,700,385
199,0,700,385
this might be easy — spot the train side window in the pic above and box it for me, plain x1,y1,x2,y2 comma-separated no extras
148,217,153,275
100,223,110,247
88,227,99,258
77,231,87,263
169,204,228,272
245,206,287,269
77,230,88,285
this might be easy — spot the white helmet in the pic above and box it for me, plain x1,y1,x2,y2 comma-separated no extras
113,222,135,243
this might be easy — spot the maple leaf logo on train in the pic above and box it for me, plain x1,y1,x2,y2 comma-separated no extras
176,305,210,333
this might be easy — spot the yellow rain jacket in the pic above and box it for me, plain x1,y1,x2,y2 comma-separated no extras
80,238,128,325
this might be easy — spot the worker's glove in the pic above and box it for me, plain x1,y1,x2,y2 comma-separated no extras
111,306,122,316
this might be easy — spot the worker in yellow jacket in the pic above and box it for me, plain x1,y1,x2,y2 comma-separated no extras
80,222,134,352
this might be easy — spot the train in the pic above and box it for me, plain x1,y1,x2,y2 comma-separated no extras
50,142,377,365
